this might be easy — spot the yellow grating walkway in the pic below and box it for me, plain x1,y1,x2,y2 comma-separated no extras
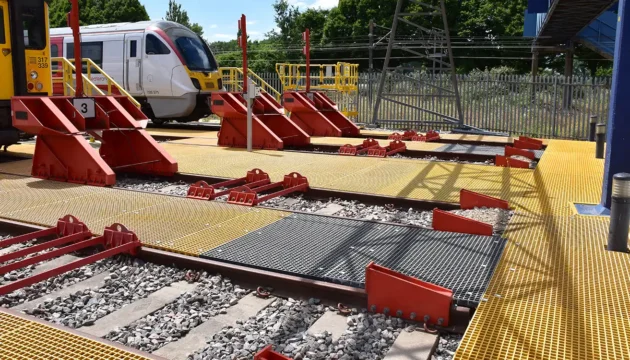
0,174,288,256
0,309,154,359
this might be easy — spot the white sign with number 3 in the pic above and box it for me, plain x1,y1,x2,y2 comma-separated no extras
73,98,96,118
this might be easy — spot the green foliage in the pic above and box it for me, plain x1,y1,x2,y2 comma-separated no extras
164,0,204,37
48,0,149,28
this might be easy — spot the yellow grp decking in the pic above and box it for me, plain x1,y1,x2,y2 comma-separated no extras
0,136,625,360
0,309,154,360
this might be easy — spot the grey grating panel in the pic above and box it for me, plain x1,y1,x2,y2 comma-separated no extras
202,213,506,307
434,144,544,159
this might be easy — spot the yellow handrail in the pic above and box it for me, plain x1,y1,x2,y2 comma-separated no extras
219,67,282,102
52,57,141,109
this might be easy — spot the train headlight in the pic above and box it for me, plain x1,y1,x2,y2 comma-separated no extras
30,71,38,80
36,82,44,91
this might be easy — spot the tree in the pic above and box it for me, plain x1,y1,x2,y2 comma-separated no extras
164,0,204,37
48,0,149,28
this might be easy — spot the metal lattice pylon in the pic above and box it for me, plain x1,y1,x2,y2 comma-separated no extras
372,0,466,129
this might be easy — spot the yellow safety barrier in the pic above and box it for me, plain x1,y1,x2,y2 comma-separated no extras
275,62,359,119
52,57,141,109
219,67,282,102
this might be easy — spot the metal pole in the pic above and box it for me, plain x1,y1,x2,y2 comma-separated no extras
607,173,630,252
371,0,403,124
69,0,84,97
238,14,251,151
589,115,598,142
303,29,310,93
596,123,606,159
602,0,630,208
368,20,374,113
440,0,464,128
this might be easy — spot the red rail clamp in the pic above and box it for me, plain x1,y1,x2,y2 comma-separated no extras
460,189,509,210
505,146,535,160
255,345,292,360
366,262,452,326
426,130,441,142
495,155,530,169
0,220,141,296
187,169,271,200
432,209,493,236
339,138,380,156
388,130,417,141
367,140,406,158
227,172,309,206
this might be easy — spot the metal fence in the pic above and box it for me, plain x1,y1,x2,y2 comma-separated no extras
256,71,612,140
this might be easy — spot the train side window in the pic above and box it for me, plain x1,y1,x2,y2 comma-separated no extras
66,42,103,73
51,44,59,71
0,6,5,44
145,34,170,55
130,40,137,57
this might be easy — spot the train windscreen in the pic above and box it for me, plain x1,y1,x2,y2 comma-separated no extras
166,28,218,72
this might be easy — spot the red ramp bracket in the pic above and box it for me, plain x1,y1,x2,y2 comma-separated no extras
518,136,543,146
255,345,292,360
366,262,452,326
432,209,493,236
460,189,509,210
187,169,271,200
227,172,309,206
505,146,535,160
283,92,341,137
513,139,542,150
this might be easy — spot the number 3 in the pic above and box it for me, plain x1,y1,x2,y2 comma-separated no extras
81,103,88,113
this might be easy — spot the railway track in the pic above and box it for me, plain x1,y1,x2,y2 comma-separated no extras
0,221,466,360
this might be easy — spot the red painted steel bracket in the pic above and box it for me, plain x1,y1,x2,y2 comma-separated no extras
255,345,292,360
460,189,509,210
227,172,309,206
0,215,90,250
338,144,358,156
495,155,530,169
505,146,535,160
0,221,141,296
187,169,271,200
426,130,441,142
388,130,417,141
518,136,543,146
365,262,453,326
411,134,427,142
432,209,493,236
513,139,542,150
388,132,403,140
367,140,406,158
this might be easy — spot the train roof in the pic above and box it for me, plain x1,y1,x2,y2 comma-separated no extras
49,20,193,36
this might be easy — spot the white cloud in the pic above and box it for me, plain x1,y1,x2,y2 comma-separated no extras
209,24,218,29
213,33,234,39
247,20,257,25
309,0,338,9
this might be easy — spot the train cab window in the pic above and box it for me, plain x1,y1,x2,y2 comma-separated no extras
145,34,170,55
22,4,46,50
66,42,103,73
0,7,5,44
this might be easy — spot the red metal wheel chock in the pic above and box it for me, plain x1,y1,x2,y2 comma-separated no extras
513,139,542,150
505,146,535,160
389,130,417,141
495,155,530,169
11,96,177,186
0,221,141,296
186,169,271,200
227,172,309,206
366,262,453,326
425,130,441,142
367,140,407,158
460,189,509,210
338,138,380,156
411,134,427,142
254,345,292,360
432,209,493,236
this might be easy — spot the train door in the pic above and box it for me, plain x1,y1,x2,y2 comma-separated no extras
124,33,142,94
0,0,14,100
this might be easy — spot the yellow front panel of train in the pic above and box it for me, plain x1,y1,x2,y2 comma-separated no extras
24,3,52,95
0,0,14,100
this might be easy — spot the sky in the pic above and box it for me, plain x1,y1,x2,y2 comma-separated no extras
142,0,339,42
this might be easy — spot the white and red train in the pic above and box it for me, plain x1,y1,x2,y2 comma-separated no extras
50,20,223,123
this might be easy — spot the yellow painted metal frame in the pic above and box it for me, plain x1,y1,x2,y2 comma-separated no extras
275,62,359,118
52,57,140,108
219,66,282,102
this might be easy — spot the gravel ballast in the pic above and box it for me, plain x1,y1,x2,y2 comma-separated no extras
432,334,463,360
105,273,249,352
25,256,186,328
